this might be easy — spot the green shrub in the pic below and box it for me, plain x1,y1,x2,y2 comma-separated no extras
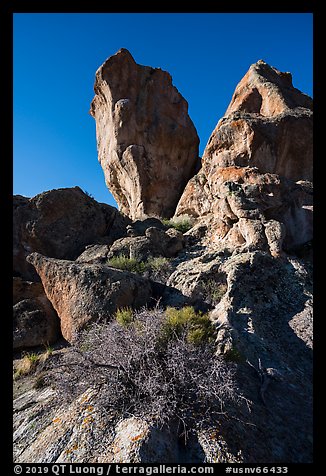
146,256,170,272
115,307,134,327
107,254,146,273
187,327,208,345
50,307,240,432
108,254,172,281
162,216,193,234
26,352,39,364
13,352,40,380
43,344,53,356
163,306,216,345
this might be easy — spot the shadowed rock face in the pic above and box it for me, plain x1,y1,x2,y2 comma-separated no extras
13,57,313,464
13,277,60,349
26,253,153,343
13,187,130,281
176,60,313,253
90,48,200,220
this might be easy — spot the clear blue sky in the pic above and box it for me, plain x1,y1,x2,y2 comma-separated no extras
14,13,313,208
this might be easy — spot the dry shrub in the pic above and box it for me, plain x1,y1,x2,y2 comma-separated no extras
47,307,241,432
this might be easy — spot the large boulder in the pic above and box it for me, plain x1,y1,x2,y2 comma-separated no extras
13,277,60,350
175,60,313,254
26,253,153,343
108,227,184,261
90,48,200,220
13,187,130,280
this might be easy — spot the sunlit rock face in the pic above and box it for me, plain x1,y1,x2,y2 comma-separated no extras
90,48,200,220
175,60,313,254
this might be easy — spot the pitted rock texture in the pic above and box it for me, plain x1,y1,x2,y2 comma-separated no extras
225,59,312,117
13,187,130,281
202,110,312,182
108,226,184,261
176,60,313,254
13,384,229,463
90,48,200,220
209,251,313,462
176,166,312,255
165,249,313,462
26,253,153,343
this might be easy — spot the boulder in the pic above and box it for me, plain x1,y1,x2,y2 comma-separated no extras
13,187,130,281
108,236,157,262
26,253,153,343
145,226,184,257
202,111,312,182
13,277,60,350
166,251,226,305
108,227,184,261
225,59,312,118
90,48,200,220
76,244,110,264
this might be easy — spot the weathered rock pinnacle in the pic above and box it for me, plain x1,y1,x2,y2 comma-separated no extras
90,48,200,220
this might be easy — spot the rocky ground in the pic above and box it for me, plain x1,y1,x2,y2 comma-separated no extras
13,49,313,463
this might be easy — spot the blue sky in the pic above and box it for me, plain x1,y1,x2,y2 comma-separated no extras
13,13,313,208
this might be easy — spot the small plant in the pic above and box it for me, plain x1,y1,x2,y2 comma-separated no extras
107,254,146,273
84,190,94,199
26,352,39,364
163,306,216,345
107,254,172,282
115,307,134,327
13,348,55,381
146,256,170,272
224,346,245,363
49,307,240,433
44,344,53,355
13,352,40,379
162,216,193,234
144,256,173,283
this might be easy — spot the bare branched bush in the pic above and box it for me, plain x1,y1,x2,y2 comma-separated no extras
46,307,240,432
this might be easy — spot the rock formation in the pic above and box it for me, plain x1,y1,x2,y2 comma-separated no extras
108,226,184,261
13,55,313,464
13,387,200,463
175,60,313,255
90,48,200,220
13,187,130,281
26,252,153,343
208,60,313,180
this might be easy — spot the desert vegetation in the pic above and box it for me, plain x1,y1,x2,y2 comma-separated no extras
162,216,194,234
107,254,173,283
45,307,240,435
